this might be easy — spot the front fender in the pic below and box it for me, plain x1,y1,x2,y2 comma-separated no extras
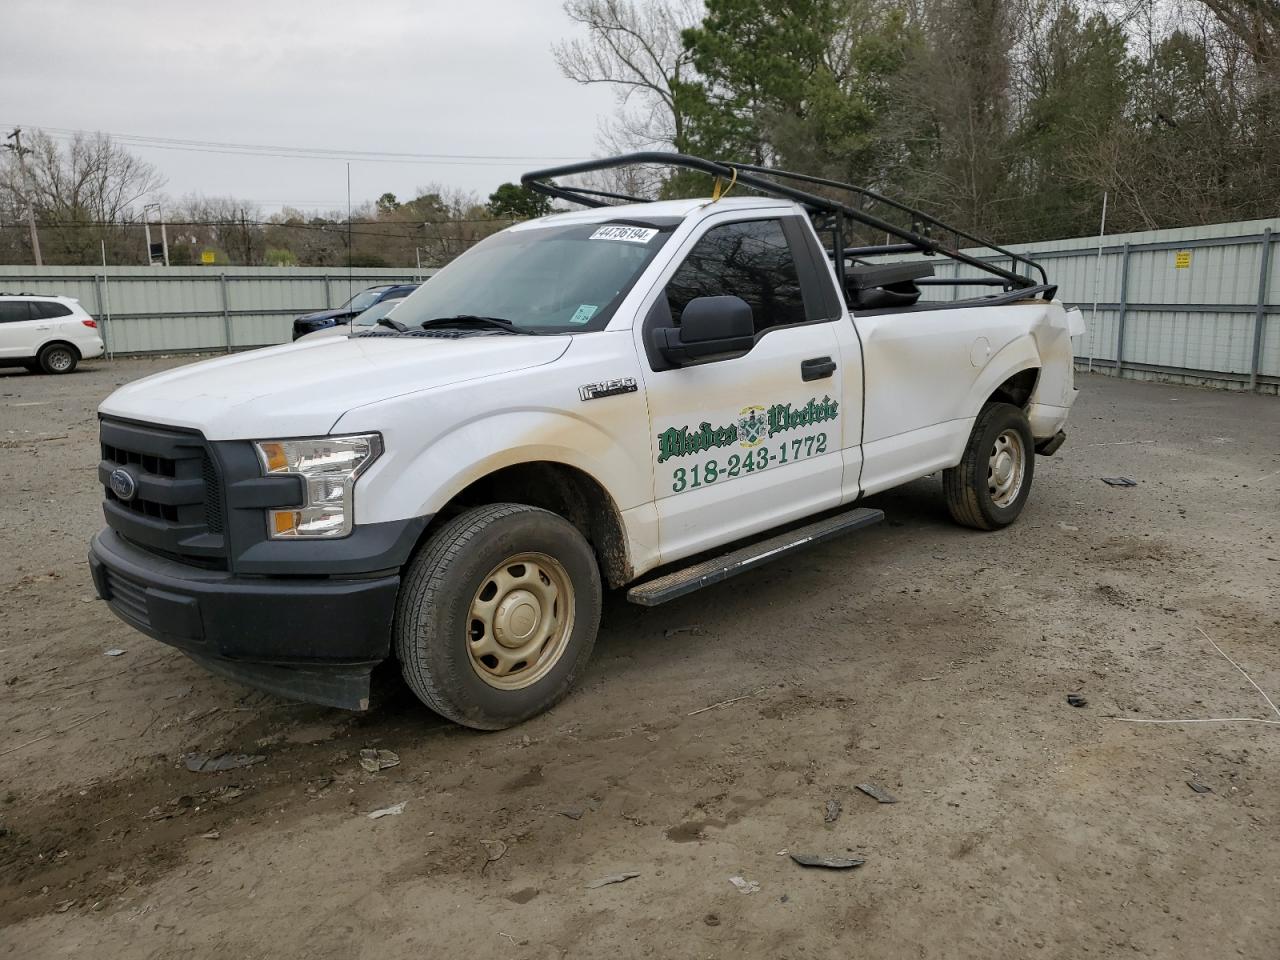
347,405,653,527
414,412,628,519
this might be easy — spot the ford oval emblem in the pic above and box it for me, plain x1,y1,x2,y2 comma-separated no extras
109,467,137,502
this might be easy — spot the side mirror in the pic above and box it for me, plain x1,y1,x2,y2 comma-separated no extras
651,295,755,365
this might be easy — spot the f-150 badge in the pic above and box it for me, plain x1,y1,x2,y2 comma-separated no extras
579,378,638,401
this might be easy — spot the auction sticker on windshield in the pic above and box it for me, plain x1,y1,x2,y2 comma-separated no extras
591,225,658,243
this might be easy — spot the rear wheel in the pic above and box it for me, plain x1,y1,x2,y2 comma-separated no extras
37,343,78,375
943,402,1035,530
394,503,602,730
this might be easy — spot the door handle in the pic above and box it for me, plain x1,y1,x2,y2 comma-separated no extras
801,356,837,381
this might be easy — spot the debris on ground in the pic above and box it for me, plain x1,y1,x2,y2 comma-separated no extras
1067,693,1088,708
1100,477,1138,487
664,624,703,639
688,687,765,717
183,752,265,773
585,871,640,889
1187,781,1212,794
558,805,585,820
367,801,408,820
790,853,866,870
200,830,221,839
729,875,760,894
358,748,400,773
104,648,125,657
481,839,508,868
823,799,841,823
856,783,898,804
704,913,720,926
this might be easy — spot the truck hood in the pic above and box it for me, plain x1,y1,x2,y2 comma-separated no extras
99,335,572,439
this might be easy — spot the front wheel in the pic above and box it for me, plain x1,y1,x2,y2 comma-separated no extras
943,402,1035,530
394,503,602,730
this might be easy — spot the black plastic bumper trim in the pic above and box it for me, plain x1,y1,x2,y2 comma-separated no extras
1035,430,1067,456
89,529,404,708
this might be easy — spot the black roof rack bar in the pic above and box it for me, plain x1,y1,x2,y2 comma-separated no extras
560,185,650,205
732,163,1047,287
842,243,921,257
917,276,1008,286
522,152,1046,292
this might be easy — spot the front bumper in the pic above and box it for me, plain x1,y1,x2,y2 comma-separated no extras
89,528,400,709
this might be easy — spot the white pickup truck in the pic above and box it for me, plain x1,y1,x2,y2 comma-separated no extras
89,154,1082,729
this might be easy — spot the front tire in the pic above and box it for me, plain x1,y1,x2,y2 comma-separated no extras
37,343,78,375
394,503,602,730
943,402,1035,530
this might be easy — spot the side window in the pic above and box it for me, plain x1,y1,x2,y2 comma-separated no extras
32,301,73,319
666,219,807,334
0,301,33,324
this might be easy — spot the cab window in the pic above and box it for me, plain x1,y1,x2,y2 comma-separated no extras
665,219,807,334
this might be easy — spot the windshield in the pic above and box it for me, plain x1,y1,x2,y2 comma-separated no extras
342,287,388,312
389,222,674,333
351,298,406,328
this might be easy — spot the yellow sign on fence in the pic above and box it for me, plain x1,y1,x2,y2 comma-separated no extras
1174,250,1191,269
201,250,216,265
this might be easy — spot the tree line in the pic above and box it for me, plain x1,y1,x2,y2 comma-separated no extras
3,0,1275,265
556,0,1279,242
0,130,550,267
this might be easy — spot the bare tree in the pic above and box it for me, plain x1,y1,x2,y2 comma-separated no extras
0,129,164,263
554,0,703,153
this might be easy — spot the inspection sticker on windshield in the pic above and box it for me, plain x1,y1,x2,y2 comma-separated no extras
570,304,598,324
590,225,658,244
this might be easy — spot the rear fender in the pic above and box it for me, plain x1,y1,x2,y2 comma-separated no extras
964,334,1041,417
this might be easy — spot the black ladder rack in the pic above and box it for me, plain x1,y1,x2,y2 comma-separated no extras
521,152,1048,296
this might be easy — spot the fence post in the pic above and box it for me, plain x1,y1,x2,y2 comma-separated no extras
1114,243,1131,376
219,273,232,353
324,276,332,309
1250,228,1273,392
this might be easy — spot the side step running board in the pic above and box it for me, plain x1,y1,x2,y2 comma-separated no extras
626,507,884,607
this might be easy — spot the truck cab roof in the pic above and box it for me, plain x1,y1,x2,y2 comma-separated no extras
511,196,793,232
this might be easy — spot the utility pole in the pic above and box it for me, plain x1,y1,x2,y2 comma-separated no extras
4,128,42,266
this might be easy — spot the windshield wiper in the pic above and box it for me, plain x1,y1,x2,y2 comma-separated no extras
419,315,539,335
376,317,409,332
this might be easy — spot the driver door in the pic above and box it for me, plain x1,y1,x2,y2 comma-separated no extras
635,214,847,566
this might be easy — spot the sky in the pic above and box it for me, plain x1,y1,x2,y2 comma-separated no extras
0,0,618,215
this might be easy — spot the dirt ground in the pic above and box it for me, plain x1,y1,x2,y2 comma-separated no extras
1,356,1277,960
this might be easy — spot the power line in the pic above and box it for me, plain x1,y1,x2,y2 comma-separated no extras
1,122,586,167
0,218,504,243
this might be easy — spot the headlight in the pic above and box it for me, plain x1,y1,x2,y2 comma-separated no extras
253,434,382,538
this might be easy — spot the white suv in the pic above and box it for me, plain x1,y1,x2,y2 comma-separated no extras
0,294,105,374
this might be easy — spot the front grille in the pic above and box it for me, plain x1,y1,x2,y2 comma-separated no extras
102,566,150,628
99,417,227,568
202,454,224,533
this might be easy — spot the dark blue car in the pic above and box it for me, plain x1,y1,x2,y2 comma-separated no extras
291,283,419,340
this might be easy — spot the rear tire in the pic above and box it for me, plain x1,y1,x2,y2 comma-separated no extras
37,343,78,375
943,402,1035,530
394,503,602,730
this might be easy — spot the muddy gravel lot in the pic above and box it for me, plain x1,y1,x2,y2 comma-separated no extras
1,357,1277,959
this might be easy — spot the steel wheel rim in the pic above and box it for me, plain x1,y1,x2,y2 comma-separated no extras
988,428,1025,508
48,349,72,371
467,552,574,690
